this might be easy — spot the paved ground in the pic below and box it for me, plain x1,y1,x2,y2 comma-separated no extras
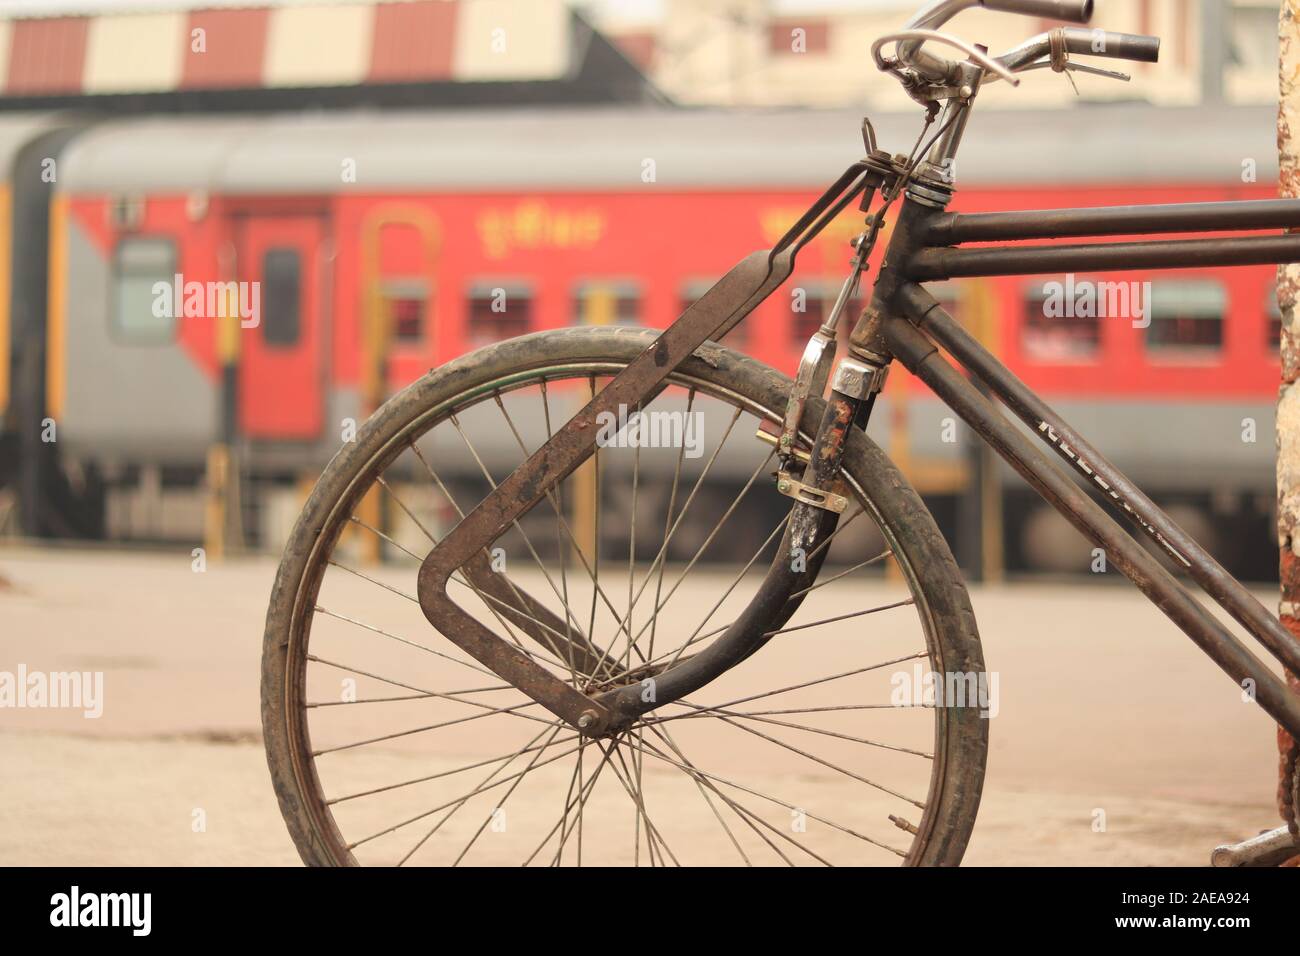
0,544,1290,866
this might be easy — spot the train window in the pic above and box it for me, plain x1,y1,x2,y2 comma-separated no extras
467,281,532,346
1145,281,1226,355
262,248,301,348
392,298,423,343
383,279,429,345
112,237,177,344
1268,288,1282,353
574,281,641,326
681,278,746,347
1022,278,1102,361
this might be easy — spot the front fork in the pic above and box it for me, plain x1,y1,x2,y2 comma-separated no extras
771,239,894,516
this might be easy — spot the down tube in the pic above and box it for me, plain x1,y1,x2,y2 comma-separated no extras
896,282,1300,680
882,316,1300,741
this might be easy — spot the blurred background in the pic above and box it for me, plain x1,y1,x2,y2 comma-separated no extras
0,0,1286,581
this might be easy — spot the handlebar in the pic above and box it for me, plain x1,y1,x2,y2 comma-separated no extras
891,0,1158,90
1059,26,1160,62
982,0,1093,23
996,26,1160,71
898,0,1095,84
906,0,1092,33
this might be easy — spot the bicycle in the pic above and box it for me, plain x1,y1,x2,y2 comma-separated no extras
261,0,1300,866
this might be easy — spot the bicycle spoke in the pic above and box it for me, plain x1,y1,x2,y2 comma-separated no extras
640,651,929,726
647,387,695,662
366,480,581,675
451,723,567,866
631,508,878,673
656,512,789,671
660,701,934,721
625,441,640,676
330,729,579,806
447,410,628,675
552,736,586,868
489,390,643,674
540,380,578,681
524,741,617,866
767,598,915,638
305,653,548,726
621,734,908,859
308,685,511,709
672,699,933,758
643,724,765,866
643,723,827,866
709,711,925,807
350,736,584,851
313,604,497,680
586,376,601,680
614,449,775,664
396,721,563,866
598,404,745,655
313,696,547,756
403,442,604,683
326,559,574,676
605,739,680,866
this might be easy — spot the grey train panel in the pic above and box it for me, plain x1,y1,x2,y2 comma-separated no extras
1018,399,1276,493
861,396,1276,494
59,102,1278,195
59,219,217,467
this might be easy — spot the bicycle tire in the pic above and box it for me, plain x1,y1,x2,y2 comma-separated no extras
261,326,988,866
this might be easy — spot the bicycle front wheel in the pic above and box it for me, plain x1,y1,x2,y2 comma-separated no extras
261,326,988,866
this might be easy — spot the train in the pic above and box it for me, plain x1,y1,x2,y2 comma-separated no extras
0,100,1285,577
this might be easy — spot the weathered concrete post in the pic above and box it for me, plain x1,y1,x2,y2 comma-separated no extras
1274,0,1300,856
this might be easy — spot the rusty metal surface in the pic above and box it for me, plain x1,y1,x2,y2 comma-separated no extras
459,552,611,679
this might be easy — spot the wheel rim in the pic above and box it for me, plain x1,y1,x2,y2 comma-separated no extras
273,359,970,866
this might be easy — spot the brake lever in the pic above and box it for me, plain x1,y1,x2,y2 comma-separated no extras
1052,60,1132,82
983,57,1131,84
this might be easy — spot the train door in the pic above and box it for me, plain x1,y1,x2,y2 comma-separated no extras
235,215,326,440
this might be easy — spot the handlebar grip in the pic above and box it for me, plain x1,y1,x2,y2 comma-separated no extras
981,0,1094,23
1062,26,1160,63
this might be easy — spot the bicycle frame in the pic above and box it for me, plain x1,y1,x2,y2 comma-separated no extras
414,152,1300,742
859,191,1300,740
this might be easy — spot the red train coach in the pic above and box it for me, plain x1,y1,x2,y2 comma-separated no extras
25,102,1286,573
